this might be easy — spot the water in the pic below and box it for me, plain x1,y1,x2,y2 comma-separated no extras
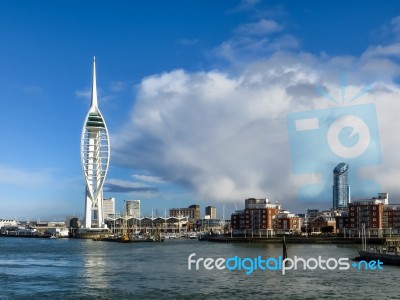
1,237,399,299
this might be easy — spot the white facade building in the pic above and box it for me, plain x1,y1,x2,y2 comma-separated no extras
103,197,115,220
126,200,141,218
0,219,17,228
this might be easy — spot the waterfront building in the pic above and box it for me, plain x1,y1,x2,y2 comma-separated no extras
332,162,351,209
205,206,217,219
273,211,302,235
126,200,140,218
308,212,337,235
103,198,116,220
81,58,110,229
231,198,281,236
334,193,400,237
335,211,349,235
195,219,230,233
0,219,17,228
170,205,200,222
303,209,344,234
306,209,319,220
347,193,387,237
104,215,189,235
69,218,81,229
383,204,400,235
231,210,245,233
0,219,19,235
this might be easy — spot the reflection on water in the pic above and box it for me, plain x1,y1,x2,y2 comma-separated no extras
0,237,400,299
81,240,110,292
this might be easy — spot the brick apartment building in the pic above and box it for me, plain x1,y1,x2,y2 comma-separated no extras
231,198,281,236
346,193,387,237
273,211,302,235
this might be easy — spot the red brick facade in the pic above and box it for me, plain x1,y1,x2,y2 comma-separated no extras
274,216,302,233
347,202,384,229
244,208,279,230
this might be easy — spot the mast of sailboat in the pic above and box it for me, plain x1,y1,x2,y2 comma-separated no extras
362,223,367,251
164,208,167,234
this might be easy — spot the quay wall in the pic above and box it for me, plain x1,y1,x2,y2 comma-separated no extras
203,235,400,245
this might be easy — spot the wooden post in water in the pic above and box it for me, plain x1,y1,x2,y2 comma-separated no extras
282,236,288,259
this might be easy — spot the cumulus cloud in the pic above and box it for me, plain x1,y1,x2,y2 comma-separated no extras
110,14,400,211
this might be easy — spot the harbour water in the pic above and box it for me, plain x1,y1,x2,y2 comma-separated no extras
1,237,399,299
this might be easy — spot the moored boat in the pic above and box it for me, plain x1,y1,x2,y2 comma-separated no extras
188,233,198,239
356,246,400,266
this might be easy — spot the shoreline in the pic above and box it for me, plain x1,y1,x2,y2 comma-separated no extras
3,233,400,245
202,235,400,245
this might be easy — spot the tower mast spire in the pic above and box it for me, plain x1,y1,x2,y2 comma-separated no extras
91,56,98,109
81,57,110,229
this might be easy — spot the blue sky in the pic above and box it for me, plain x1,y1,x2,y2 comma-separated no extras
2,0,400,220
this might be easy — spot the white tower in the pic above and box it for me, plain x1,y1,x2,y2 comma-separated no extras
81,58,110,228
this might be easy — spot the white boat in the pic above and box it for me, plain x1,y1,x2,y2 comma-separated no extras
165,233,177,239
189,233,198,239
58,229,69,238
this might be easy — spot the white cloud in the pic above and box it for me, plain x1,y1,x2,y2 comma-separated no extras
109,13,400,211
229,0,260,13
110,81,129,92
107,179,143,188
213,17,298,64
132,174,165,183
361,43,400,59
111,45,400,210
235,19,283,36
391,16,400,34
75,88,91,99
